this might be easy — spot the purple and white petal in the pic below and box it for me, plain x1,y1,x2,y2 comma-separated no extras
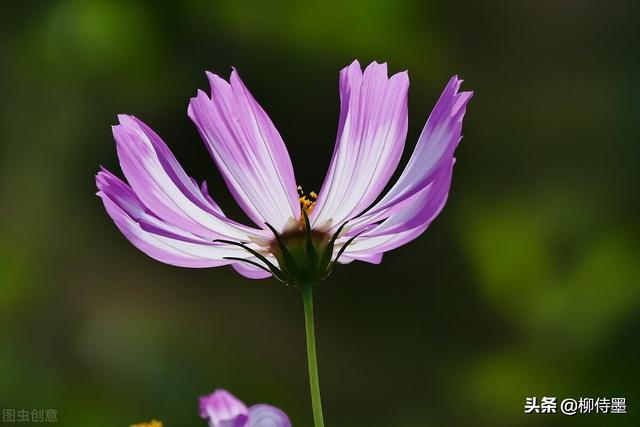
248,404,291,427
112,115,264,242
129,116,224,217
311,60,409,229
364,159,454,237
355,76,472,226
188,70,300,231
338,252,384,265
232,255,278,279
327,74,467,258
198,180,225,215
97,170,252,268
337,228,425,261
335,161,454,260
199,389,250,427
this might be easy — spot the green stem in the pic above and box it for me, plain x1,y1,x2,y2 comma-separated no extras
301,282,325,427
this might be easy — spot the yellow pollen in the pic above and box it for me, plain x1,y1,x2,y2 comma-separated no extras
130,421,162,427
297,185,317,220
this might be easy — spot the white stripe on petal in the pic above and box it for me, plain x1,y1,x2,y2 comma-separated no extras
113,115,265,241
97,169,262,269
311,61,409,228
363,77,471,218
188,70,300,231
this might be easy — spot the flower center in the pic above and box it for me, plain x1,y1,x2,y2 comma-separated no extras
297,185,317,219
215,185,363,283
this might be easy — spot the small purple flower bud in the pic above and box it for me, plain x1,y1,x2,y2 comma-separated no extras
248,404,292,427
199,389,249,427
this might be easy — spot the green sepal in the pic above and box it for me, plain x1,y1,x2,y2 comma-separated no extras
213,239,288,282
317,220,349,274
332,229,366,265
302,210,318,271
222,256,288,283
264,222,301,276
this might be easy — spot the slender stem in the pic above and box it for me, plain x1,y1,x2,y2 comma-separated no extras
301,282,325,427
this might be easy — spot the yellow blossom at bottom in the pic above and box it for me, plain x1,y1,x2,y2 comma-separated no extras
130,420,162,427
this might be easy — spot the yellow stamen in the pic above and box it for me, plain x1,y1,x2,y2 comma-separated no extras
297,185,317,220
130,421,162,427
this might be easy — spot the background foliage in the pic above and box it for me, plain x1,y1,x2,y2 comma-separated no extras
1,1,638,426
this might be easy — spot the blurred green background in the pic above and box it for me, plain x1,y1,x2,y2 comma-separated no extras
1,1,639,426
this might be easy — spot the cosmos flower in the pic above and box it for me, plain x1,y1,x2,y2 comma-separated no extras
199,389,291,427
96,60,472,283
